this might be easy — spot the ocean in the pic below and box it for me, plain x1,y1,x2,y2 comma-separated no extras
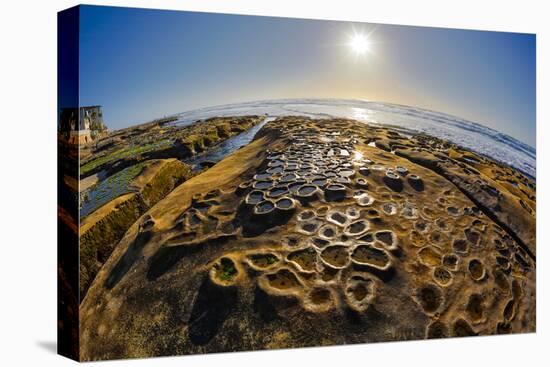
172,98,536,179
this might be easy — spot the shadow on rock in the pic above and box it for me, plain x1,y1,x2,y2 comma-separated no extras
253,286,280,322
236,202,295,238
105,229,152,289
146,235,234,281
188,275,238,345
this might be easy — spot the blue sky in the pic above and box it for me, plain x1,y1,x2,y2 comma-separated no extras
79,5,536,147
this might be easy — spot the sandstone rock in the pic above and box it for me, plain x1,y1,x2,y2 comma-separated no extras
79,117,535,360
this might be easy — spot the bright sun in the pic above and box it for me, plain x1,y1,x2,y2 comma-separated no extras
348,32,372,56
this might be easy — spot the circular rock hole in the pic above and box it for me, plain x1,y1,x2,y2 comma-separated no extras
416,284,443,314
468,259,485,281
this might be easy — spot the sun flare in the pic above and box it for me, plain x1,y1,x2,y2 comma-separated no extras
349,33,371,55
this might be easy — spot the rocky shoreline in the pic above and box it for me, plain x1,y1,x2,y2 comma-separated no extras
79,116,535,360
78,115,266,297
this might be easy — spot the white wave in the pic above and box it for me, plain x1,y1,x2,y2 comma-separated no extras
172,98,536,178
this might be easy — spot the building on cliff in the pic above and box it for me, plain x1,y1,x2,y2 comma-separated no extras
59,106,107,145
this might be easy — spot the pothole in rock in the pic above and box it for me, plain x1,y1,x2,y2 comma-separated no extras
265,268,301,290
496,256,511,272
320,244,350,269
503,299,515,321
414,220,429,232
211,257,239,285
351,244,392,270
305,287,335,312
465,228,481,246
375,230,397,250
468,259,486,281
267,186,289,198
327,210,349,227
297,210,315,221
435,218,452,232
253,180,274,190
407,174,424,191
345,274,376,312
452,239,469,256
311,237,331,249
433,266,453,286
426,321,449,339
275,197,295,210
296,184,318,200
254,172,272,181
245,190,264,205
346,207,360,219
418,246,442,267
297,219,323,235
254,200,275,215
315,206,329,217
287,247,317,272
247,253,280,269
447,206,460,216
384,171,403,192
442,253,459,271
319,224,338,239
401,203,419,219
466,293,484,323
344,220,370,237
452,318,477,337
493,268,511,294
415,284,443,315
355,193,375,206
324,183,347,201
382,202,398,215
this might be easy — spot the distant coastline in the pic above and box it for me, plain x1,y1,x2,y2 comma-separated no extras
156,98,535,177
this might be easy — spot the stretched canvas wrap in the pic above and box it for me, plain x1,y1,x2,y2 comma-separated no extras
57,5,536,362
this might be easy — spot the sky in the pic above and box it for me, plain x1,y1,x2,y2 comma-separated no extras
78,5,536,147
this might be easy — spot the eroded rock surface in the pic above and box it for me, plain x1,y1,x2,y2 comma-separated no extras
80,117,535,360
80,115,265,178
79,158,192,297
79,116,266,299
